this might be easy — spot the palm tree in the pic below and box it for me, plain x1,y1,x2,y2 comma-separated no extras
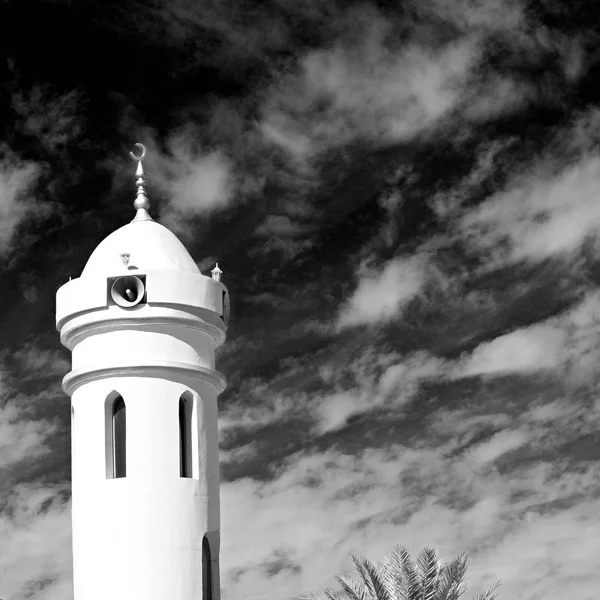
298,545,500,600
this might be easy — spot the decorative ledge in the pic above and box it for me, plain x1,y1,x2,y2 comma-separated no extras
63,361,227,396
60,313,226,350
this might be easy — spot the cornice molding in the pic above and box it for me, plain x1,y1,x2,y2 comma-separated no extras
60,314,226,350
63,361,227,396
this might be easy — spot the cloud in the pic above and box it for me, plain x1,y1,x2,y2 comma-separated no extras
456,324,565,377
260,0,583,158
0,344,65,473
155,132,233,233
12,343,70,380
220,439,600,600
463,429,530,467
0,401,58,472
219,388,300,440
220,347,446,439
313,391,368,435
461,75,535,124
421,0,526,33
312,351,447,434
116,129,233,237
449,285,600,392
460,154,600,266
11,86,83,156
0,148,42,256
337,257,426,329
260,119,314,164
0,484,71,600
472,500,600,600
254,215,315,260
262,9,480,152
555,290,600,389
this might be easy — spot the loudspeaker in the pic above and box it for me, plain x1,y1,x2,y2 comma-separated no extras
110,276,145,308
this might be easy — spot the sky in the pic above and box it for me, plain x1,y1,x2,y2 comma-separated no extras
1,0,600,598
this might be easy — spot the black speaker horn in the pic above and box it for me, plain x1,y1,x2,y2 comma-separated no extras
110,276,145,308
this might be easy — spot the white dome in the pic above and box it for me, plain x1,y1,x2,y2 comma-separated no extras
82,219,200,277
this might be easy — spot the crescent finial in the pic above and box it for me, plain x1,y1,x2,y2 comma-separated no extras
129,142,147,162
129,143,152,222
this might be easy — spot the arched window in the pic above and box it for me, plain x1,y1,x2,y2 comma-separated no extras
179,395,192,478
112,396,126,478
202,536,212,600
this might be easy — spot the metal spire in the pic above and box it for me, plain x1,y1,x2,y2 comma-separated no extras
129,143,153,222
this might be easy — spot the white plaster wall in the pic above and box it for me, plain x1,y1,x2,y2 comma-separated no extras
72,326,215,371
56,270,228,333
58,253,227,600
71,375,221,600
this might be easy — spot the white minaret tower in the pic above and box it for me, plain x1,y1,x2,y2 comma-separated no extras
56,144,230,600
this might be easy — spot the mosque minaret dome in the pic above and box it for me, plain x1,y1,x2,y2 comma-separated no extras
56,144,229,600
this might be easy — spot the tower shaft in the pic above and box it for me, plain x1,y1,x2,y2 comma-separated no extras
57,252,228,600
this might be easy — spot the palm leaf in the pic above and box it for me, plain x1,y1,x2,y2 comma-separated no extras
351,556,378,600
301,545,501,600
394,546,421,599
360,557,393,600
382,545,420,600
380,555,406,600
416,547,440,600
335,575,369,600
377,559,400,600
472,581,501,600
433,554,468,600
297,588,344,600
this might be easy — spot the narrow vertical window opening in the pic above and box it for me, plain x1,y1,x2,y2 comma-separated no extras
202,536,213,600
112,396,126,478
179,395,192,477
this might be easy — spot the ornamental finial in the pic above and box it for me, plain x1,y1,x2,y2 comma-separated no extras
211,263,223,282
129,143,153,222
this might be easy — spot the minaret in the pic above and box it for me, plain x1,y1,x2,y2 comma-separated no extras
56,144,230,600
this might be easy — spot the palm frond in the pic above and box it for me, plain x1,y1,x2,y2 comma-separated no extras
395,546,421,599
335,575,369,600
299,545,501,600
472,581,501,600
416,547,440,600
380,555,406,600
351,556,378,600
433,554,468,600
297,587,345,600
360,556,393,600
379,545,421,600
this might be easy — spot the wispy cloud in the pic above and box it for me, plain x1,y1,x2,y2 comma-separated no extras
145,129,234,236
11,85,83,156
0,401,58,471
262,7,480,152
450,287,600,389
336,256,427,330
254,215,315,260
421,0,526,33
314,350,447,434
0,484,71,600
220,438,600,600
12,343,70,380
460,155,600,265
0,358,62,473
221,346,446,439
463,428,530,467
0,148,42,256
0,356,71,599
455,323,565,377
